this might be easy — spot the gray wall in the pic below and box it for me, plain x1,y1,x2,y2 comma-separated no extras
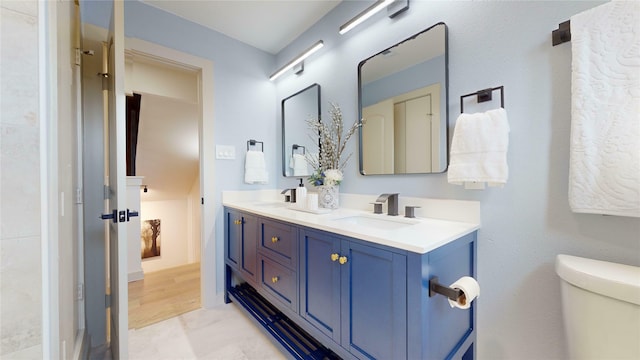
274,1,639,359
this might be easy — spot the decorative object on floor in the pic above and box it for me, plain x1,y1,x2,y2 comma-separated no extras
141,219,161,259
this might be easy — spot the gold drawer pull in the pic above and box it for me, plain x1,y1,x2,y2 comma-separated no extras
234,220,242,225
330,253,339,262
271,276,279,283
271,236,279,243
339,256,348,265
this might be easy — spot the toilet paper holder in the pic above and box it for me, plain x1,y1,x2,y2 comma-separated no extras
429,276,464,302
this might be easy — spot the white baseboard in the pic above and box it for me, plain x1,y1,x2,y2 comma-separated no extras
128,270,144,282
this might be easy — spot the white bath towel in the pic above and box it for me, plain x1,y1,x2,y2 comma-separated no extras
290,153,310,176
244,150,268,184
448,108,510,188
569,1,640,217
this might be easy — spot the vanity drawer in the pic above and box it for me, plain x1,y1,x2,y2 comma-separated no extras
259,255,297,312
260,219,297,269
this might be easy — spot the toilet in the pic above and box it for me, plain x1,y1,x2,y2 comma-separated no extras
556,254,640,359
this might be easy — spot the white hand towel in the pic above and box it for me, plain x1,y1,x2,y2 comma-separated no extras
244,150,268,184
569,1,640,217
448,108,510,188
292,153,310,176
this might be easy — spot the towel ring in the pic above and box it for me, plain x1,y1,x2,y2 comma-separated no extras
460,86,504,113
247,139,264,152
292,144,305,157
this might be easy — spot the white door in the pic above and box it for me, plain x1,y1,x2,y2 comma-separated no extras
405,95,432,173
101,1,128,358
362,99,394,174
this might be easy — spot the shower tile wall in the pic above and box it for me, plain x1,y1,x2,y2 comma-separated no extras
0,1,43,357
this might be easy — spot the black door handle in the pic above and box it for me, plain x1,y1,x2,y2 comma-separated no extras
127,209,139,222
100,209,118,223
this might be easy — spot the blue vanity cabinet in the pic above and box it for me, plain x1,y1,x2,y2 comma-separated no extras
300,228,407,360
224,205,477,360
225,209,258,285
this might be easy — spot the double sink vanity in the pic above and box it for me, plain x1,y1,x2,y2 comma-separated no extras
231,20,479,360
223,190,480,360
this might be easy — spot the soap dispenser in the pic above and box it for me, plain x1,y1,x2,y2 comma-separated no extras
296,178,307,208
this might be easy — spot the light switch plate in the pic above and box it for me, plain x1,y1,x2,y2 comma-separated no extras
216,145,236,160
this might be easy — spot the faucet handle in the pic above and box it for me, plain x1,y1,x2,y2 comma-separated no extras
370,202,383,214
404,206,421,218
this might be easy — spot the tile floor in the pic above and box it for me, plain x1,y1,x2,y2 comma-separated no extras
128,304,286,359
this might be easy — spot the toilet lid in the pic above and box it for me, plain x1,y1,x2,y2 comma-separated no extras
556,254,640,306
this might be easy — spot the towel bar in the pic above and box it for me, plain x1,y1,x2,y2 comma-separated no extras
247,139,264,152
460,86,504,113
552,20,571,46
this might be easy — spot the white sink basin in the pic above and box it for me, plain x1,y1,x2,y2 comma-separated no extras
330,215,418,230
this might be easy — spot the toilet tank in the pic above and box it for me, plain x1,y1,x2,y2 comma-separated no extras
556,254,640,359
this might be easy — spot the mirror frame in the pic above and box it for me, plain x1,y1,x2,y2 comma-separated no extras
357,22,449,175
281,83,321,177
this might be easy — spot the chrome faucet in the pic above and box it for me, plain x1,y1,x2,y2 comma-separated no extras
376,193,399,216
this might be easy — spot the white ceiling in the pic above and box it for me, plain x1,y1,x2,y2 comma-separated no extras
141,0,342,54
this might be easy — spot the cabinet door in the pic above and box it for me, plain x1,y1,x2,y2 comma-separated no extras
299,229,342,342
341,241,407,360
225,209,242,269
240,213,258,283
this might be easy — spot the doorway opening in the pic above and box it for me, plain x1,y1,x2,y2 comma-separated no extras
124,48,205,330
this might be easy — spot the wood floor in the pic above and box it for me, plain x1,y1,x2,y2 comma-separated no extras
128,262,201,329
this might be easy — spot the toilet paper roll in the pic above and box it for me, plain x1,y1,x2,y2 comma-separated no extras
447,276,480,309
307,193,318,211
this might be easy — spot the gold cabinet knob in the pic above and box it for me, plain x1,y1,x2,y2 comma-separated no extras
271,236,279,243
234,219,242,225
330,253,339,262
339,256,348,265
271,276,279,283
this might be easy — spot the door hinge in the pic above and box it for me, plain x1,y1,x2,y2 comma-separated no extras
75,187,83,204
103,185,110,200
105,294,111,308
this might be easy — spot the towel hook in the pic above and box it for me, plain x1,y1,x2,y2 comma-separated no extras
460,86,504,113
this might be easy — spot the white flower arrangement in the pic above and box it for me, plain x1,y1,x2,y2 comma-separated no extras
323,169,343,186
306,102,362,187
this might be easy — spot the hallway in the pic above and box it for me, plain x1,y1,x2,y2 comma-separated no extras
128,262,201,329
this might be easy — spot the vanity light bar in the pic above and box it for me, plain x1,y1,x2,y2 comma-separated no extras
269,40,324,81
339,0,396,35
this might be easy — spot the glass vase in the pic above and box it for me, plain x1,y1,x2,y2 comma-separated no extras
317,185,339,209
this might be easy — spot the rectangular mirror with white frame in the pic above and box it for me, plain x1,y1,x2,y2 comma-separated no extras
358,22,448,175
282,83,321,177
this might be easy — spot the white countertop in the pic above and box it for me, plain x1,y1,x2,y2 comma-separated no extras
223,197,480,254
